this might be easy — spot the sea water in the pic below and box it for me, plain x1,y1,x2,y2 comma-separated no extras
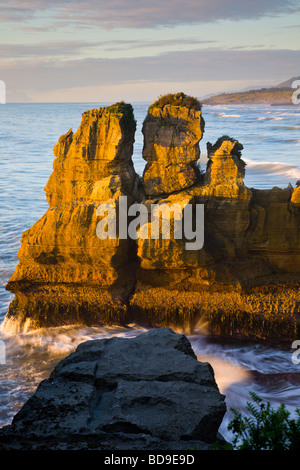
0,102,300,443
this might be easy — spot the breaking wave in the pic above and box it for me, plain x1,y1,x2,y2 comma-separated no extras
216,112,242,118
245,158,300,180
255,116,285,121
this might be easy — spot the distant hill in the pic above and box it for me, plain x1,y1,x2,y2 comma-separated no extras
274,76,300,88
201,77,299,105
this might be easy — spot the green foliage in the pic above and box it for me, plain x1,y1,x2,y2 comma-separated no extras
228,391,300,450
106,101,127,113
106,101,136,126
149,92,202,111
211,441,234,450
207,135,243,159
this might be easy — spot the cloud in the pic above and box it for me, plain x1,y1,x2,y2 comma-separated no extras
1,0,299,28
0,41,102,58
2,48,300,97
101,38,217,52
0,38,217,59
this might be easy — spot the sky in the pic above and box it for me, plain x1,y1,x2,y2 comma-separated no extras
0,0,300,103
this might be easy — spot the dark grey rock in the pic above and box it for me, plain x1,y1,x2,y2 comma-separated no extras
0,328,227,450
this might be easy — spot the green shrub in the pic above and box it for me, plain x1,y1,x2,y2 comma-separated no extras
228,391,300,450
149,92,202,111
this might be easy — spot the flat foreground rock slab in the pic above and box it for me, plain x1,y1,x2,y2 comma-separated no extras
0,328,226,450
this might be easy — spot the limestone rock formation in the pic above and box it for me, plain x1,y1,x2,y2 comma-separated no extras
200,136,251,199
130,131,300,341
291,185,300,205
45,104,137,206
133,136,257,322
4,94,300,341
5,102,139,330
142,93,204,196
0,328,227,450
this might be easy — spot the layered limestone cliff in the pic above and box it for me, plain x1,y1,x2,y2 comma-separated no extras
45,104,138,206
4,94,300,341
132,110,300,340
5,102,139,329
142,93,204,196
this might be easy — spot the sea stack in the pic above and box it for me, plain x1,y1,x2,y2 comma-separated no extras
4,94,300,341
142,92,205,196
202,136,251,199
5,102,139,330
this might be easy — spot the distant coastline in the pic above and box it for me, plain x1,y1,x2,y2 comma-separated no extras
201,87,294,106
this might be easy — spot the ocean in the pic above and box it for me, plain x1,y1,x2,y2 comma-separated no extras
0,102,300,443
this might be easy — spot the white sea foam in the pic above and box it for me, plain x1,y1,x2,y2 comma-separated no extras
245,158,300,179
217,112,242,118
0,321,147,357
199,154,300,180
277,112,300,116
189,335,300,441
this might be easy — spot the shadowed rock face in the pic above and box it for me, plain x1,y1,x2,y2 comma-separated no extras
4,95,300,341
0,328,227,450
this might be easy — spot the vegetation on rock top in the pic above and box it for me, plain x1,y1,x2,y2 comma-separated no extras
207,135,244,160
149,92,202,111
105,101,136,127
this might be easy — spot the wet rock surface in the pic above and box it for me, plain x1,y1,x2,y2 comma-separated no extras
0,328,227,450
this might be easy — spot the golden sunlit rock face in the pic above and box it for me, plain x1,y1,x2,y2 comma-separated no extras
200,137,251,199
6,102,139,329
291,185,300,205
45,103,138,206
142,98,204,196
4,94,300,340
